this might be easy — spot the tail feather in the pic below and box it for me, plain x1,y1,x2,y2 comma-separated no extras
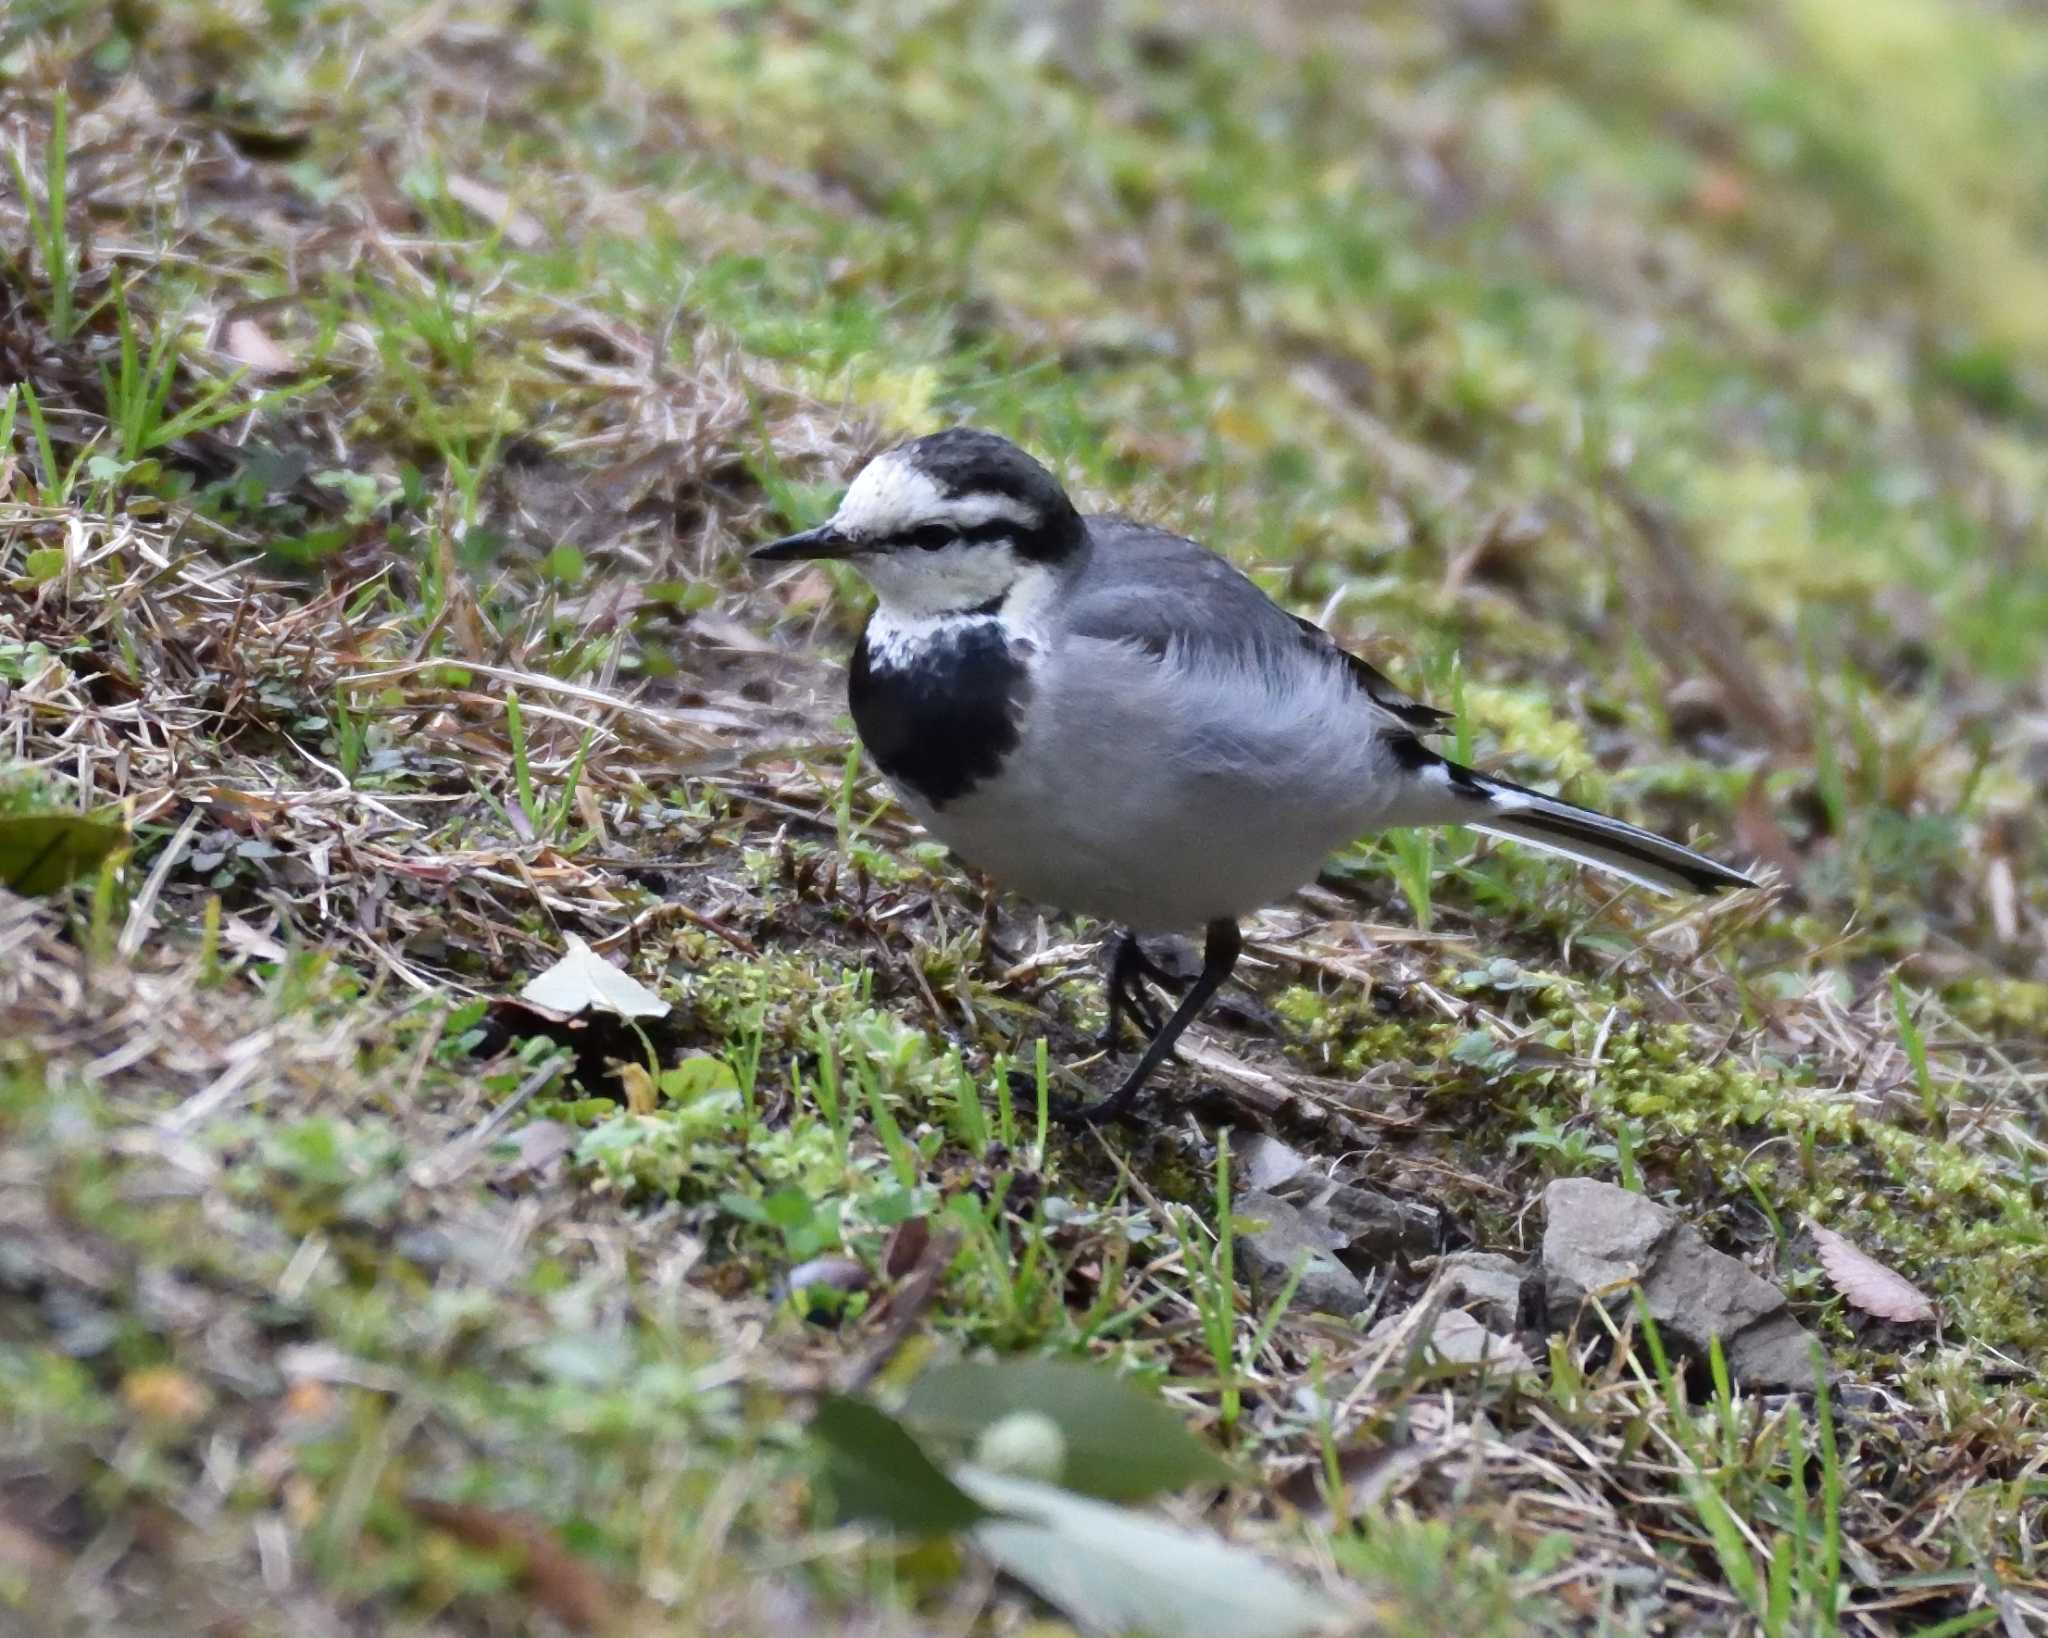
1429,758,1758,897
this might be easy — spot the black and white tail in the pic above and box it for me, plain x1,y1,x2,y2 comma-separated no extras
1427,755,1758,896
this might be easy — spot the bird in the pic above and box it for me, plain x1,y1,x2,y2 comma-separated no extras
754,428,1758,1122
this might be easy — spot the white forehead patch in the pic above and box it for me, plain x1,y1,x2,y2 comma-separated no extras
831,448,1039,541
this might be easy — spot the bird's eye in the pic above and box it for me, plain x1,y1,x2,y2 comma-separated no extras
904,524,956,552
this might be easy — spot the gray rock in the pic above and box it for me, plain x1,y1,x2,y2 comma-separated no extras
1541,1178,1820,1390
1440,1251,1528,1334
1366,1305,1535,1376
1318,1181,1439,1260
1234,1132,1311,1194
1234,1191,1368,1317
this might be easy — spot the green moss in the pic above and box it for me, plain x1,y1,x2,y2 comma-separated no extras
1273,985,1333,1032
1948,976,2048,1037
1276,985,1451,1080
1281,956,2048,1352
0,763,62,816
1557,1019,2048,1350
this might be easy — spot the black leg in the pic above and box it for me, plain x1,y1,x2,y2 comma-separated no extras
1126,938,1186,995
1098,931,1164,1050
1060,918,1242,1125
1098,932,1197,1050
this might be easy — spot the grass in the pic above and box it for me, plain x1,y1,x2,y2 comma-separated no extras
6,85,75,343
3,0,2048,1632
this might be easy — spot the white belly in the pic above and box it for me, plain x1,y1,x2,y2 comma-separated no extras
904,778,1348,930
889,635,1412,932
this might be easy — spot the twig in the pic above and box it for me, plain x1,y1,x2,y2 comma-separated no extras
590,897,759,957
117,805,203,960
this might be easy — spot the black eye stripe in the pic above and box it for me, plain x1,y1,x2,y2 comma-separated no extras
893,519,1020,551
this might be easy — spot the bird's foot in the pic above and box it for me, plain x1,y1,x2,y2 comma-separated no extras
1097,983,1162,1052
1097,932,1190,1052
1003,1064,1148,1127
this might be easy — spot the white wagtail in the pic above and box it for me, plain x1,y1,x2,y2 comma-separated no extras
755,429,1758,1121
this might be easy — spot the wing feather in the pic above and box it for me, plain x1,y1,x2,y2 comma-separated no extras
1063,517,1446,734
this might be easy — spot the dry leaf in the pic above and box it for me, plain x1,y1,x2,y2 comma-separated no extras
407,1498,620,1631
520,934,670,1020
881,1215,931,1280
205,784,291,830
444,174,546,249
493,1118,576,1181
223,317,295,376
1808,1220,1936,1325
122,1365,211,1423
616,1061,659,1115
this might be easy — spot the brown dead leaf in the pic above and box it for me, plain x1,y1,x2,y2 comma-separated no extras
1808,1220,1936,1325
407,1498,621,1631
880,1215,931,1280
204,786,291,831
223,317,295,376
845,1224,965,1392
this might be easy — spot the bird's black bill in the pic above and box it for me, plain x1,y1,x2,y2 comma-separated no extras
751,524,859,562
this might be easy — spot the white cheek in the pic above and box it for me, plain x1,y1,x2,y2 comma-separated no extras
866,562,1058,666
860,548,1020,618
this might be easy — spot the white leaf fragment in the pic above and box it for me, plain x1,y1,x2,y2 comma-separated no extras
957,1467,1342,1638
520,934,670,1020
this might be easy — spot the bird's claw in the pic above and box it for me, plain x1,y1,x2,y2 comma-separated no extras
1003,1066,1145,1127
1099,932,1183,1051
